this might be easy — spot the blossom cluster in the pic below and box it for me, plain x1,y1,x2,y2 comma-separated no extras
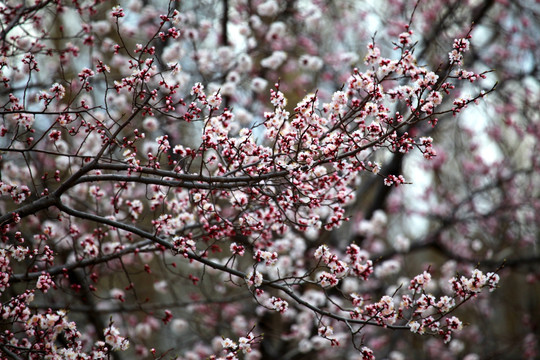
314,244,374,288
450,269,500,297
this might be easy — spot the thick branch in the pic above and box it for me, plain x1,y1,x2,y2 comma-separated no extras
0,195,58,227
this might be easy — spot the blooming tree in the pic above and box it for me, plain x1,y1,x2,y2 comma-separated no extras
0,0,538,359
